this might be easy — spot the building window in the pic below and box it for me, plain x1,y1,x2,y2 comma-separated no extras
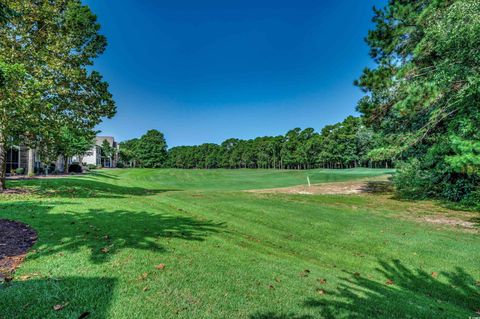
6,147,19,173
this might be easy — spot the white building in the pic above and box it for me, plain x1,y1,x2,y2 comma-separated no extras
82,136,119,168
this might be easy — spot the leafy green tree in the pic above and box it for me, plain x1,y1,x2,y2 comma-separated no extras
101,139,116,167
55,127,95,172
356,0,480,201
281,128,301,169
137,130,168,168
0,1,115,190
119,138,140,167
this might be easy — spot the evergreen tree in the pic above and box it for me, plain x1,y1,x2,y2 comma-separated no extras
356,0,480,202
136,130,168,168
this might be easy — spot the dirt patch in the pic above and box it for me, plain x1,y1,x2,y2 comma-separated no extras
250,177,393,196
249,177,479,232
0,219,37,282
251,181,364,195
422,216,477,230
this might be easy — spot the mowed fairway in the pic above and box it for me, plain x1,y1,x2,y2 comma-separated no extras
0,169,479,319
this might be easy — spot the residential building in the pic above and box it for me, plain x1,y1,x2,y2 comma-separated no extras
6,146,41,174
82,136,119,168
6,135,119,175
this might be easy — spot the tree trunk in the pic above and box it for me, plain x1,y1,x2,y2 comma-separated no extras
28,148,35,176
0,134,6,191
64,156,69,174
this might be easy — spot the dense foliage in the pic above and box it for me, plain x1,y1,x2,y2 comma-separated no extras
121,130,168,168
121,117,390,170
357,0,480,204
0,1,115,189
51,127,96,173
100,139,116,167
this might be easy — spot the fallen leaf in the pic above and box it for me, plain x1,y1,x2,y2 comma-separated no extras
316,288,326,295
431,272,438,278
53,303,68,311
274,277,281,283
475,280,480,286
386,279,394,285
155,264,165,270
100,247,109,253
354,272,361,277
268,284,274,289
304,269,311,273
318,278,327,284
143,287,149,292
138,272,148,280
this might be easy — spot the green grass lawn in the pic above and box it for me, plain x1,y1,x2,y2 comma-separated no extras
0,168,479,319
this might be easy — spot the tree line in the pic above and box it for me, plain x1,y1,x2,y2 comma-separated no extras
119,117,391,170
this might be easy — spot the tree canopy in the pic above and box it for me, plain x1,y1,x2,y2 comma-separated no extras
356,0,480,203
0,1,116,189
101,139,116,167
54,127,95,172
135,130,168,168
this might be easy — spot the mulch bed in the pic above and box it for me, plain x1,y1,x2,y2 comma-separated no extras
0,219,37,282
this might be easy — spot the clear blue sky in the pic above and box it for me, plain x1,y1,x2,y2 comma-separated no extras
85,0,386,147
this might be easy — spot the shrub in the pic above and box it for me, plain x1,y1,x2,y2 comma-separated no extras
68,163,83,173
15,167,25,175
393,159,436,199
441,175,478,202
48,163,56,174
116,162,125,168
87,164,97,170
460,188,480,209
394,156,480,203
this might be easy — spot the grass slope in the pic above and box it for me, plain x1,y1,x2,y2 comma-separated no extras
0,168,478,319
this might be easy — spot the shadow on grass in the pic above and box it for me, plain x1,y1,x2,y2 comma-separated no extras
0,201,224,264
251,260,479,319
304,259,480,318
360,181,394,195
87,170,120,180
0,276,116,318
6,177,175,199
